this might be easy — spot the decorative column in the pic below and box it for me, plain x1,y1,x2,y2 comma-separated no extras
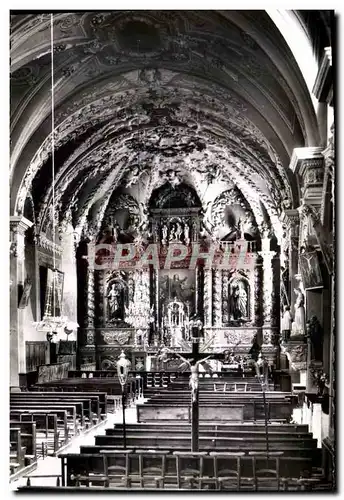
203,268,212,327
259,239,278,367
253,254,263,345
280,209,300,316
212,269,222,326
10,216,33,388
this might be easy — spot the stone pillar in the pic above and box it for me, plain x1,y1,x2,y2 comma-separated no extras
10,216,33,388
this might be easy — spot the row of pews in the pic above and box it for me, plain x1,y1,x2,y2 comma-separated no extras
10,375,142,481
16,373,333,491
10,391,112,480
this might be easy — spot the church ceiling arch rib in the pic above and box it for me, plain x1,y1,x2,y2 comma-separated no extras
10,10,319,240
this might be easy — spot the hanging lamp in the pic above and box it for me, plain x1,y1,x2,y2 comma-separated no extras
33,14,78,339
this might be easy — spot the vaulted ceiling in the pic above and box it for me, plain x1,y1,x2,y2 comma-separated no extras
10,10,320,242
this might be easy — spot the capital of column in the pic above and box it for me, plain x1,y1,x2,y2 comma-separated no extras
290,147,325,205
258,250,276,264
10,216,33,235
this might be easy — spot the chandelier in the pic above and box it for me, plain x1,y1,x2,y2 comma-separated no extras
125,272,154,329
33,14,78,339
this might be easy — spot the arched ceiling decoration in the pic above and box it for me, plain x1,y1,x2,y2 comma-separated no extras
10,10,320,243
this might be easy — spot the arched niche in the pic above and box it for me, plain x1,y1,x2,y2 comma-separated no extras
226,273,252,326
104,272,129,326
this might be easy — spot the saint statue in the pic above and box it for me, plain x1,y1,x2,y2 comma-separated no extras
175,222,183,241
292,288,306,335
169,225,176,241
184,223,190,245
229,281,248,320
107,283,120,319
162,225,168,245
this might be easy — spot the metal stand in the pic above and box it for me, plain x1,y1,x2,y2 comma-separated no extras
121,387,126,449
191,339,199,452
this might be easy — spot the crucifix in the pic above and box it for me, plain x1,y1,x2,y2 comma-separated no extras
158,329,236,452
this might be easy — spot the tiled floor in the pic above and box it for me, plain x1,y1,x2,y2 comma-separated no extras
10,398,145,491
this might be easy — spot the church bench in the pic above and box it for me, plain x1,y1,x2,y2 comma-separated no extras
10,410,68,449
105,425,312,440
114,422,310,433
10,404,78,437
136,401,295,422
34,378,137,403
137,403,245,422
11,394,101,424
10,421,37,458
79,445,322,467
58,451,315,489
10,428,26,474
27,391,108,416
93,433,318,452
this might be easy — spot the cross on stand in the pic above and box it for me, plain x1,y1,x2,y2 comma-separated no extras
158,327,237,452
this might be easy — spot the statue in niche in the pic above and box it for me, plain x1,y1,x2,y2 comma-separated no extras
237,218,245,239
229,281,248,321
169,224,176,241
184,223,190,245
175,222,183,241
107,283,122,320
162,224,168,245
292,288,306,335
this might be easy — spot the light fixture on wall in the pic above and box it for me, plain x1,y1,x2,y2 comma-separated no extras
33,14,79,338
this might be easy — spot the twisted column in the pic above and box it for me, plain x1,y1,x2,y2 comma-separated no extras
212,269,222,326
203,269,212,326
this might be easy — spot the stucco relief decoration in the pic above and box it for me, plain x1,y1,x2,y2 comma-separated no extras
281,342,307,370
224,328,254,345
86,331,95,345
101,330,131,345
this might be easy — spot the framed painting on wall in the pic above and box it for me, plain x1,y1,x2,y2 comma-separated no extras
299,251,323,290
18,277,32,309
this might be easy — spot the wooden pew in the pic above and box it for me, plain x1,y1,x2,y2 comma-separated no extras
10,410,69,452
11,393,101,425
10,408,71,443
92,433,318,452
113,422,310,434
136,401,295,422
79,444,322,467
10,428,26,475
10,403,79,435
22,391,108,418
10,421,36,459
33,377,137,404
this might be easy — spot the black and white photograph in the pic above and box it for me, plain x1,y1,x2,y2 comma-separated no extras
8,8,336,493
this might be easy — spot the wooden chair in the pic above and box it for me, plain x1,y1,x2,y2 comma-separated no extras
135,449,169,488
210,451,245,490
101,449,132,488
250,451,283,491
173,451,208,489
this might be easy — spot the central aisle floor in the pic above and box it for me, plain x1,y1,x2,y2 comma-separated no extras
10,398,146,491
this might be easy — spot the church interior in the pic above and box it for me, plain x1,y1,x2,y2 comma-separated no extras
9,10,335,491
